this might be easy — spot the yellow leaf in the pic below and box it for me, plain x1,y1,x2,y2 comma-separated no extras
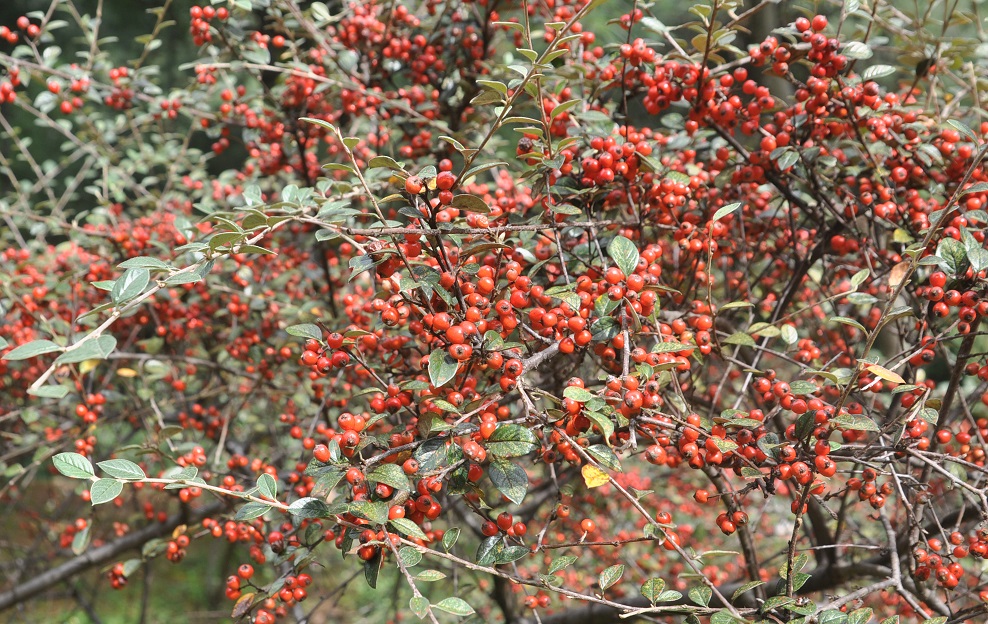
867,364,905,385
79,359,99,374
582,464,609,488
116,367,137,378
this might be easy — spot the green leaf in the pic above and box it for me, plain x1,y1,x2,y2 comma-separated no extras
489,458,528,505
551,99,581,119
348,254,376,280
832,413,879,431
842,41,872,59
652,341,693,354
477,79,507,95
390,517,429,541
368,464,411,491
719,301,753,311
351,500,389,524
286,324,322,340
791,571,812,591
415,570,447,582
851,269,871,288
410,596,429,619
919,407,939,425
162,465,198,480
97,459,145,480
55,335,117,365
789,380,818,395
591,317,620,343
288,497,331,519
599,564,625,591
595,294,620,317
428,350,459,388
235,501,272,521
53,452,95,479
780,552,809,578
712,202,741,222
689,585,712,606
862,64,895,80
368,155,403,171
731,580,764,601
818,609,849,624
71,524,91,555
3,339,63,361
442,527,460,551
762,596,795,613
29,384,70,398
961,227,988,272
847,607,874,624
486,424,539,458
641,577,665,604
300,117,337,133
780,325,798,345
607,236,639,277
364,551,382,588
476,535,502,565
710,610,748,624
586,444,621,471
111,268,150,304
90,478,124,505
947,119,977,142
399,546,422,567
584,412,615,445
433,597,474,616
414,437,461,471
496,545,529,564
846,292,878,305
749,323,780,338
723,332,755,346
118,256,172,270
257,473,278,499
936,237,968,275
450,194,490,213
710,438,739,453
548,555,578,574
563,386,595,402
831,316,867,333
461,91,504,105
163,272,202,285
775,149,799,170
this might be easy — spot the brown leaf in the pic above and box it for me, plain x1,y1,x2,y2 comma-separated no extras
231,592,256,619
888,261,910,288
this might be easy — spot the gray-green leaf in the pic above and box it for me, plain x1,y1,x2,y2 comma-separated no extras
90,478,124,505
111,268,150,304
607,236,639,277
53,452,95,479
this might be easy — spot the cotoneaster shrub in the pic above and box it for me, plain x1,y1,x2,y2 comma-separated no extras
2,1,988,623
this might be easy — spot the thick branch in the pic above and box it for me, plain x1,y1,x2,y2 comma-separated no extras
0,501,224,612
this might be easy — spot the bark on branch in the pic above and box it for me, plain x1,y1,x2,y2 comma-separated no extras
0,501,224,612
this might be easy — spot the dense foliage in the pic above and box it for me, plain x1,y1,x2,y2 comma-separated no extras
3,1,988,623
